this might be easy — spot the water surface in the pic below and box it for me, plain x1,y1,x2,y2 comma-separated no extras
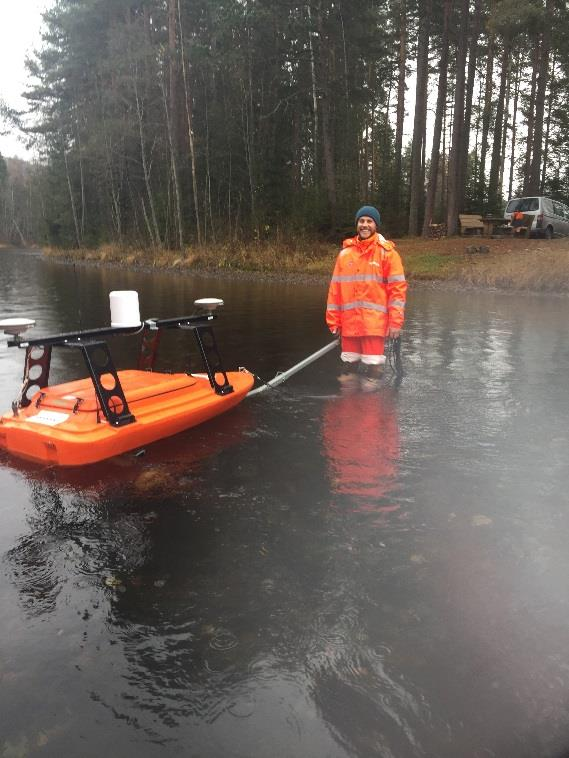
1,250,569,757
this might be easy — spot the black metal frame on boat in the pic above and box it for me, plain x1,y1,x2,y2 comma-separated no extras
8,314,234,428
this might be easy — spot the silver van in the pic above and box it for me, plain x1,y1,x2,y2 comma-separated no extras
504,196,569,238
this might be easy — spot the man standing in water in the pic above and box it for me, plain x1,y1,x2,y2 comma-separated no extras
326,205,407,389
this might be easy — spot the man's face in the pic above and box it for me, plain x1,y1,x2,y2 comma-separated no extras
357,216,377,239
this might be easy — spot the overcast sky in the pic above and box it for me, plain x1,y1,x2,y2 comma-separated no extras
0,0,50,159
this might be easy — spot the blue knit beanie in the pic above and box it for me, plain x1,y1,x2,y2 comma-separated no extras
355,205,381,228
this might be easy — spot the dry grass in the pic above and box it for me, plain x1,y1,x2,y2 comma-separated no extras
395,236,569,291
453,243,569,291
42,235,569,293
44,239,338,274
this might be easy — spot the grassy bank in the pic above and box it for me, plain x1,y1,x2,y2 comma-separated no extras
41,235,569,293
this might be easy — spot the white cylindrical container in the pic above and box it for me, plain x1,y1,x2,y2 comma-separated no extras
109,291,141,328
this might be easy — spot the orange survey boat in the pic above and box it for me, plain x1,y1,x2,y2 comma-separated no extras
0,297,254,467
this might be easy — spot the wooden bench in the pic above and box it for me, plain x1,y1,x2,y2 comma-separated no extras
459,214,484,235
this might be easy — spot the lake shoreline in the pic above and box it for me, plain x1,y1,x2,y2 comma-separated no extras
42,252,569,300
6,237,569,295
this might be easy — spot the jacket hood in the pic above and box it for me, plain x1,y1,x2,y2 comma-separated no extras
342,232,388,249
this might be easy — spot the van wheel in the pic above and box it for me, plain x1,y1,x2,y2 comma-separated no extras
545,226,554,240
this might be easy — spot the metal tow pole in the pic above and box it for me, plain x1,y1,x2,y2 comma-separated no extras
247,339,339,397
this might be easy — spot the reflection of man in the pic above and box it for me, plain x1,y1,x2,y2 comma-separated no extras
321,389,399,513
326,206,407,390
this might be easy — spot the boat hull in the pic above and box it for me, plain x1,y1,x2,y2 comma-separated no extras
0,369,254,466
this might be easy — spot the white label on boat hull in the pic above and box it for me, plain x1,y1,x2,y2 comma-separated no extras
27,410,70,427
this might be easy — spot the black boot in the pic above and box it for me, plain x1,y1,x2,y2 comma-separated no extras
360,363,383,391
338,362,360,393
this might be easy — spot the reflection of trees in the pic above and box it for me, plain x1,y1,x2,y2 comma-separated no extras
6,479,151,618
5,407,253,618
309,650,438,757
96,447,335,729
90,391,439,754
4,392,439,755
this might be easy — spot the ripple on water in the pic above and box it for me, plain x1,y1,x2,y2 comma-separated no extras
247,655,279,682
227,698,256,719
7,535,64,616
367,644,393,663
209,628,239,652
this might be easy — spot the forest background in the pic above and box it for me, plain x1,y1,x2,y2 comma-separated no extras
0,0,567,253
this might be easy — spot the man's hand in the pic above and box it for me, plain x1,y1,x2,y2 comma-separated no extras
331,328,341,337
387,326,401,339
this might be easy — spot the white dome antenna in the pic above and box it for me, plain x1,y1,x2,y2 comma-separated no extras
0,318,36,339
194,298,224,313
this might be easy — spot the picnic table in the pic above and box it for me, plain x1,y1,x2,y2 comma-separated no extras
482,216,511,236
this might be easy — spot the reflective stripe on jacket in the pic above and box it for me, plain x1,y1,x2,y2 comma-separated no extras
326,233,407,337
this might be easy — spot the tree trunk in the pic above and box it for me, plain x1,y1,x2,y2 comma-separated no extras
476,33,494,204
63,146,82,248
160,71,184,249
177,0,202,244
319,25,337,218
393,0,407,224
487,42,510,213
508,54,521,200
422,0,451,236
498,59,511,196
306,3,319,182
133,67,162,248
438,98,448,221
168,0,178,148
75,123,86,242
379,75,393,198
408,0,430,236
314,3,336,223
446,0,468,235
204,94,215,243
540,56,556,193
320,99,337,220
528,0,553,194
458,0,481,213
522,40,539,193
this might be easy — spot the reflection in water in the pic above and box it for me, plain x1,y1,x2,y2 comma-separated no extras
3,253,569,756
3,386,419,755
7,480,150,619
309,651,440,758
316,388,438,756
5,404,255,610
322,388,400,516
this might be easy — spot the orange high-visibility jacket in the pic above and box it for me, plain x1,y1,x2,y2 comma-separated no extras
326,233,407,337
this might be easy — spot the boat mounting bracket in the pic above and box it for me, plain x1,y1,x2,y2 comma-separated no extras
8,313,234,421
9,324,141,425
142,316,234,396
14,343,53,411
192,325,234,396
68,340,135,427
